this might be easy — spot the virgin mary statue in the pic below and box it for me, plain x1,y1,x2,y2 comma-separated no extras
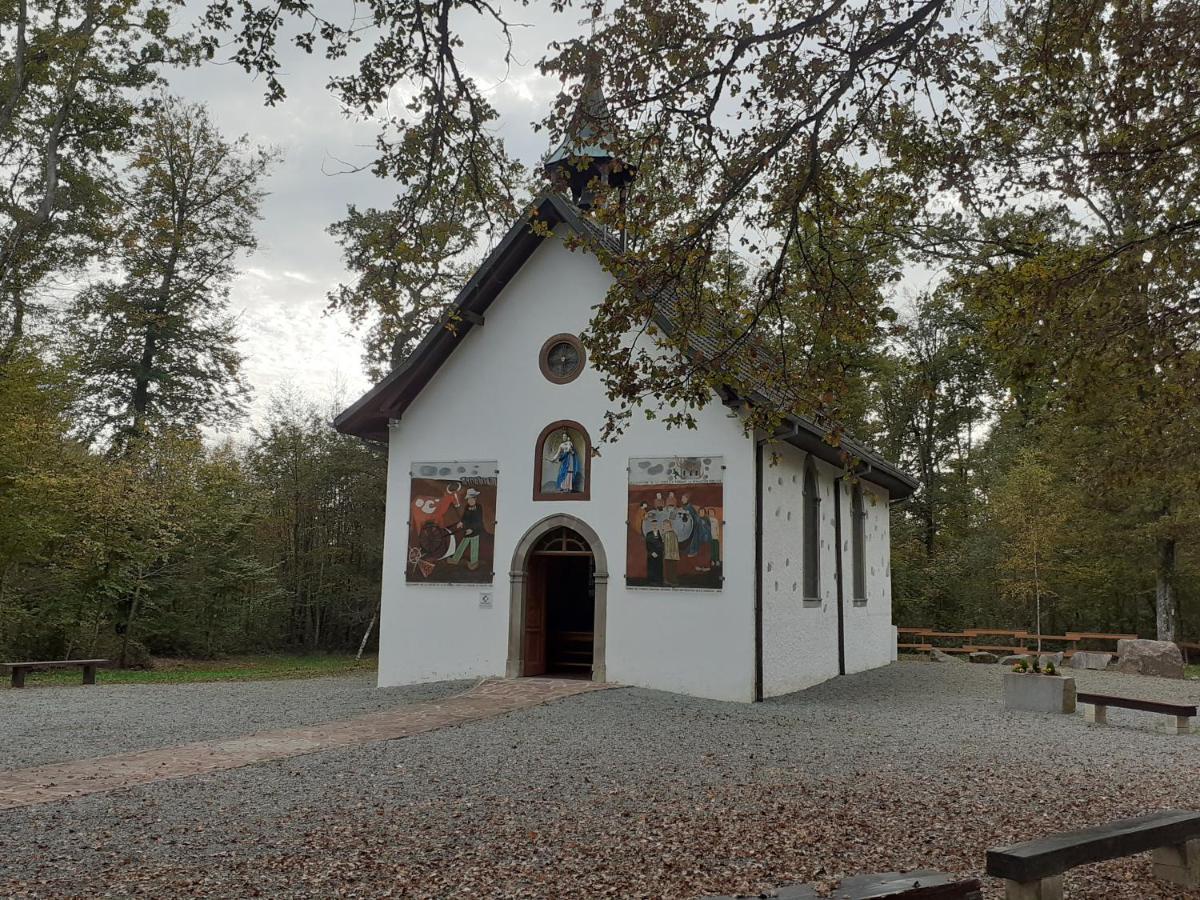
545,431,582,493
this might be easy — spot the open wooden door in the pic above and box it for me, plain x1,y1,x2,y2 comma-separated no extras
522,555,547,676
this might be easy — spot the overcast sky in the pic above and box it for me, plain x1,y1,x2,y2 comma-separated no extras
168,3,579,437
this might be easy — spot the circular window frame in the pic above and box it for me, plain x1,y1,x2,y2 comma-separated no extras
539,333,586,385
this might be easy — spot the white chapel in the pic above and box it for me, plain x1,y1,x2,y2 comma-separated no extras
335,86,917,702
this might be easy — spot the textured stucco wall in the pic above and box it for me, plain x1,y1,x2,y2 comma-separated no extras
760,443,894,697
377,229,757,701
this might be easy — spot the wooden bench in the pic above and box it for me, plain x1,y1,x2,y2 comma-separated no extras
703,870,982,898
986,809,1200,899
1077,691,1196,735
3,659,108,688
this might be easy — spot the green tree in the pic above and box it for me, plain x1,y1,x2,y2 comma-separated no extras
247,393,386,650
991,451,1093,650
0,0,186,363
0,348,94,654
66,98,275,444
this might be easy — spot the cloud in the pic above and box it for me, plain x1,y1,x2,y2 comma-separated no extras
168,1,591,436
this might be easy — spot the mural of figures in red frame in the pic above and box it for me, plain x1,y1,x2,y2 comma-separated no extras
627,456,723,589
407,461,498,583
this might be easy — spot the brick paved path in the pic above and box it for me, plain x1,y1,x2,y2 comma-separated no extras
0,677,611,810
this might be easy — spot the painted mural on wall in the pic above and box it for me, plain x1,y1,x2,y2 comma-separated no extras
407,461,498,583
627,456,724,589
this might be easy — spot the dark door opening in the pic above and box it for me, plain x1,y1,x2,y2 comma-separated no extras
522,527,595,678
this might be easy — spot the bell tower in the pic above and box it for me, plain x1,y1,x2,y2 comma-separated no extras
543,71,635,211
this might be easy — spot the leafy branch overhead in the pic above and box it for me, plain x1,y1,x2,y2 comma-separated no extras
202,1,1200,452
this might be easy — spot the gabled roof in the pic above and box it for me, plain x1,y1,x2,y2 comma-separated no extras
333,191,918,499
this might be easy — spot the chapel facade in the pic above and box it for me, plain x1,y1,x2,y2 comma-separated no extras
335,91,917,702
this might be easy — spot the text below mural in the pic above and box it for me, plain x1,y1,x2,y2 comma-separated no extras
408,461,498,584
627,457,723,590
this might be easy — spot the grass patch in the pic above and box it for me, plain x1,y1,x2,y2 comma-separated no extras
3,654,376,688
1187,664,1199,680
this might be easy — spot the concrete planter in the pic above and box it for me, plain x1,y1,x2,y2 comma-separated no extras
1003,672,1077,714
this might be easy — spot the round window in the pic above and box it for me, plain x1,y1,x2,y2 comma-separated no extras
539,333,585,384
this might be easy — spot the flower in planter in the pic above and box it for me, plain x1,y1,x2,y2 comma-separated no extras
1044,661,1057,676
1013,659,1029,672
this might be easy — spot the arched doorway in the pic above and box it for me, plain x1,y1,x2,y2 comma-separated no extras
507,515,608,682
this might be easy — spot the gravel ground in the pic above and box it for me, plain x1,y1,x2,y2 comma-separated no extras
1,660,1198,899
0,675,470,770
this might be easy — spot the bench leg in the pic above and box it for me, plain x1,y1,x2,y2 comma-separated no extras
1165,715,1191,735
1004,875,1063,900
11,667,25,689
82,664,97,685
1082,703,1107,725
1153,839,1200,888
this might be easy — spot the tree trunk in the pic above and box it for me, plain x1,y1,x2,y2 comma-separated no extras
356,610,377,660
0,562,10,649
1155,534,1177,642
0,291,26,366
119,584,143,669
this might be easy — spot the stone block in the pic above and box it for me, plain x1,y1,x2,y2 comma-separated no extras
1166,715,1193,736
1115,639,1185,679
1152,839,1200,888
1082,703,1107,724
1003,672,1077,714
1000,654,1031,666
1068,651,1112,670
930,648,962,663
969,651,999,664
1036,652,1063,668
1004,874,1063,900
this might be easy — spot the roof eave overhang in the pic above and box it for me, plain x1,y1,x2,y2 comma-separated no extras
735,390,918,499
775,422,917,499
332,193,573,439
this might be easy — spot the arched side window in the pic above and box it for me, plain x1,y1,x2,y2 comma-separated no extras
802,460,820,602
851,482,867,603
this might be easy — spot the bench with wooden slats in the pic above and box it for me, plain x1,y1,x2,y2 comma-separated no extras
986,809,1200,899
1077,691,1196,735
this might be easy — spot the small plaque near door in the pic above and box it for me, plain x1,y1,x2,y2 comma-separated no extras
479,591,493,609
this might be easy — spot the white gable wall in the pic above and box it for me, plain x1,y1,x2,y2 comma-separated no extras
378,230,758,701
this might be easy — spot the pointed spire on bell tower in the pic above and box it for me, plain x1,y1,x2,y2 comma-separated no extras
543,57,636,211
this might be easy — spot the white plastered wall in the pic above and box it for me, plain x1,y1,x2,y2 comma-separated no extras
760,443,894,697
377,229,757,701
839,478,895,673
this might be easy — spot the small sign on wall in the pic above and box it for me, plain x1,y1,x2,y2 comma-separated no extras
479,591,493,609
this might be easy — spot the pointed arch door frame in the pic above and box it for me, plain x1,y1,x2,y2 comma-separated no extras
506,514,608,682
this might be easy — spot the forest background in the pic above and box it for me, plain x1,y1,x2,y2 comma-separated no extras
2,0,1198,666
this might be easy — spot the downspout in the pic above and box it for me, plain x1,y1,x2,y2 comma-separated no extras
754,436,766,702
834,474,846,676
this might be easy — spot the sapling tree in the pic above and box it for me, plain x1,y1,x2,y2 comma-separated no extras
991,450,1090,651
